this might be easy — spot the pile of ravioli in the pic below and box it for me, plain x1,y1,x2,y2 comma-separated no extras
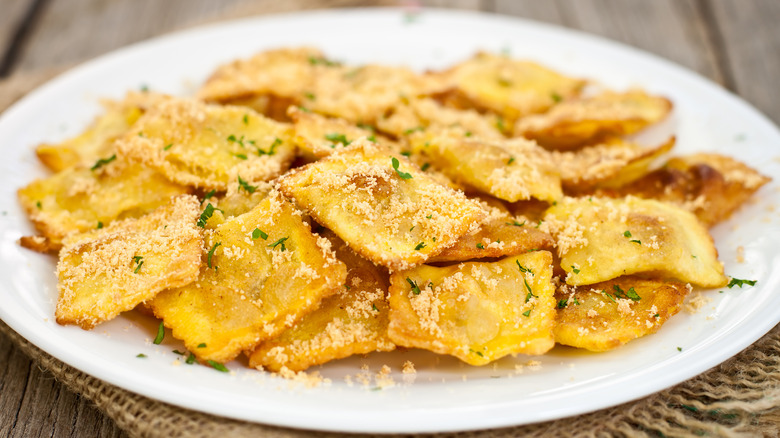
18,48,771,372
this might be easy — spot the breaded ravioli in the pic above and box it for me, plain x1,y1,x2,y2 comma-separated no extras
388,252,557,365
56,195,202,329
279,139,485,271
150,191,347,363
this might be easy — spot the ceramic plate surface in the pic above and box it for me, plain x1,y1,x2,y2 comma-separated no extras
1,8,779,434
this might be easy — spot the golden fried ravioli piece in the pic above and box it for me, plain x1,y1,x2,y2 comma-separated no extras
55,195,202,329
597,153,771,226
388,252,556,365
279,140,485,271
307,64,435,124
554,277,689,351
35,91,169,172
514,90,672,149
437,52,586,123
288,106,399,161
116,97,295,190
249,233,394,371
376,98,504,140
150,191,347,363
198,47,325,105
409,131,562,203
553,137,675,193
429,200,554,263
18,158,189,248
544,196,727,287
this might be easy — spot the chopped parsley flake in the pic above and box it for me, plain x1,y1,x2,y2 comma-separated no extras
421,162,431,171
515,260,533,275
207,360,229,372
172,350,186,356
391,157,413,179
623,230,632,238
496,117,506,133
243,114,249,125
186,353,196,364
252,228,268,240
403,126,424,135
91,154,116,171
522,309,532,317
197,203,218,228
197,343,207,348
36,201,42,209
551,92,562,103
304,92,316,101
257,137,281,156
97,221,103,229
507,220,526,227
233,153,248,160
136,353,147,358
476,243,485,249
406,277,421,295
268,236,289,251
237,175,257,193
163,143,173,150
523,279,536,302
727,278,757,288
308,56,340,67
201,189,216,204
207,242,221,269
557,298,568,309
153,321,165,344
227,134,245,147
507,157,515,165
677,347,682,352
630,239,642,245
469,348,484,357
372,303,379,312
414,241,426,251
132,255,144,274
325,133,350,145
571,265,580,274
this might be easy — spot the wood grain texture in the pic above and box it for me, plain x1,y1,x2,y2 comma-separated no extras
10,0,392,75
0,332,126,438
495,0,723,82
709,0,780,123
0,0,32,55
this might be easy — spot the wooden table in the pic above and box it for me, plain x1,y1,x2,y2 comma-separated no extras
1,1,778,436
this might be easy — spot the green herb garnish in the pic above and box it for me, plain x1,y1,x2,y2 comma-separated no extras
325,133,350,145
237,175,257,193
252,228,268,240
207,242,221,269
132,255,144,274
727,278,757,288
522,309,532,317
268,237,289,251
91,154,116,171
163,143,173,151
186,353,196,364
197,203,217,228
476,243,485,249
414,241,426,251
406,277,421,295
391,157,413,179
207,360,229,372
153,321,165,344
257,137,281,156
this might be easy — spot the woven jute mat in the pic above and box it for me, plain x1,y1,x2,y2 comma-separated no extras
3,11,780,437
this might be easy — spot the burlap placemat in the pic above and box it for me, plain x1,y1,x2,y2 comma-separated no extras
2,15,780,437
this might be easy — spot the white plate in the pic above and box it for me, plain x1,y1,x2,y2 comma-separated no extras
1,8,779,434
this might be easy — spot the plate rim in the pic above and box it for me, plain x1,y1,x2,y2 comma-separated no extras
1,7,779,434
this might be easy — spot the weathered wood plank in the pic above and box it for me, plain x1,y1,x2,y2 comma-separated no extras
709,0,780,123
0,0,36,76
494,0,723,83
0,332,126,438
420,0,483,9
10,0,392,75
